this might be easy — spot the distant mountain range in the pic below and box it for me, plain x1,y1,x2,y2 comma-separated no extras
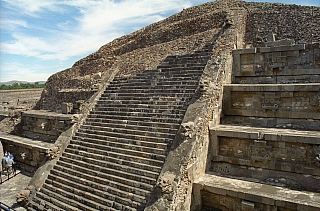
0,80,46,86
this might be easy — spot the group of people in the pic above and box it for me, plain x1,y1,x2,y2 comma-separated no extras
2,151,15,173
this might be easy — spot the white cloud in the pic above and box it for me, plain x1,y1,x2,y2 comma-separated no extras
0,62,51,82
0,19,29,30
2,0,64,16
1,0,192,61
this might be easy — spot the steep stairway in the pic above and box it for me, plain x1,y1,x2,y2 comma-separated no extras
28,44,212,211
195,39,320,210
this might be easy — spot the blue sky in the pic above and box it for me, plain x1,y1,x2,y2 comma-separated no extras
0,0,319,82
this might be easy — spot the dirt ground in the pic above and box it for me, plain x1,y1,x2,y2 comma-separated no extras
0,89,43,134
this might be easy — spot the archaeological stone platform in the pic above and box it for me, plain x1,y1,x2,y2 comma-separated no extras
193,37,320,211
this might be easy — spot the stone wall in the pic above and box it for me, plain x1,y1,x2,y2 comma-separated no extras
20,110,79,142
232,42,320,84
0,133,50,168
244,3,320,46
194,174,320,211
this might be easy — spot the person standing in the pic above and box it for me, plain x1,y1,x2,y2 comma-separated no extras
6,156,14,173
8,151,14,160
2,154,9,170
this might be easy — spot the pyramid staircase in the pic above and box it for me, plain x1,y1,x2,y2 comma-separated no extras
195,40,320,210
28,44,212,211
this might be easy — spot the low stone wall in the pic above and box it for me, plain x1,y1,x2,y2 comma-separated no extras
0,133,52,168
20,110,79,142
193,174,320,211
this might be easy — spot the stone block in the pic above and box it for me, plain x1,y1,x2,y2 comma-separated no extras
241,201,255,211
261,196,275,205
271,44,305,52
241,54,255,65
244,193,262,203
259,47,271,53
233,48,257,55
266,39,295,47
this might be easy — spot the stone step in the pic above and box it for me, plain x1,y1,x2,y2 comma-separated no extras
132,72,202,79
101,91,194,98
26,203,37,211
109,80,199,87
94,102,185,111
84,121,179,134
85,117,180,129
98,95,193,102
80,124,176,139
164,53,210,59
75,129,175,144
90,110,184,119
92,106,185,116
157,64,206,69
140,68,203,75
87,113,182,124
155,80,199,86
36,188,100,211
52,162,154,193
60,154,159,180
46,174,146,210
103,87,196,94
39,184,115,211
162,54,210,61
31,194,77,211
70,137,167,156
112,75,200,83
157,66,206,71
107,81,198,88
63,151,162,174
162,56,209,62
74,132,170,150
159,61,207,67
48,169,146,205
105,85,198,93
68,138,167,161
43,183,116,209
65,143,165,166
29,195,64,211
77,126,175,143
111,75,200,83
96,98,187,106
46,173,145,208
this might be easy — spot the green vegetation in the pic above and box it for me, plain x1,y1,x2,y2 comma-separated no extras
0,82,45,90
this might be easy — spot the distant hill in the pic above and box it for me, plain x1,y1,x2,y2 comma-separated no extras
0,81,46,86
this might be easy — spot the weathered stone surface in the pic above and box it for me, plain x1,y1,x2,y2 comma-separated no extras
194,174,320,211
1,1,319,211
232,40,320,84
0,132,52,167
20,110,80,141
204,35,320,211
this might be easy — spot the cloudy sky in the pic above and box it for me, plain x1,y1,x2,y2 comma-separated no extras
0,0,319,82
